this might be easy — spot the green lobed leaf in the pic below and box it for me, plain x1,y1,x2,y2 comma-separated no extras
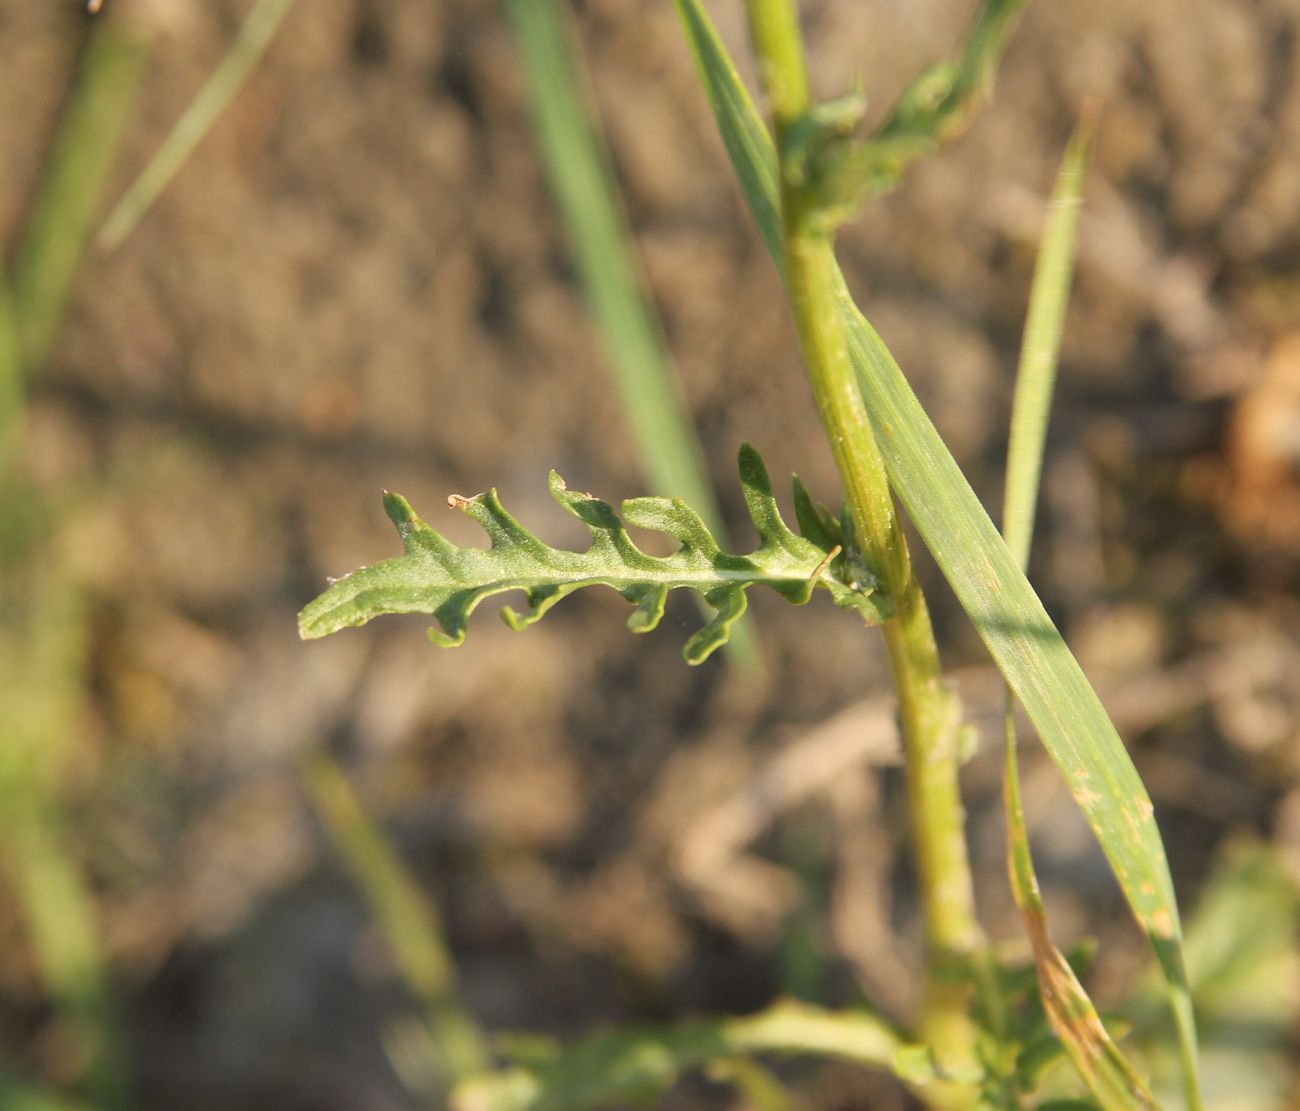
299,445,887,664
671,2,1200,1104
500,0,760,670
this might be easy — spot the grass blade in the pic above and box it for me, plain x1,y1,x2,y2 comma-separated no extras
500,0,760,670
0,280,22,478
0,573,129,1110
97,0,296,253
1001,118,1160,1108
1002,115,1090,569
1,28,147,1106
671,3,1201,1103
303,753,488,1087
12,22,148,370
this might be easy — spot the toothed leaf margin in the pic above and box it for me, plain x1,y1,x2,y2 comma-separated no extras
298,445,889,664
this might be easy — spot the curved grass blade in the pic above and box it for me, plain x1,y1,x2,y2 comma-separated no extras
671,3,1200,1103
500,0,760,671
97,0,296,253
303,753,488,1087
299,445,887,664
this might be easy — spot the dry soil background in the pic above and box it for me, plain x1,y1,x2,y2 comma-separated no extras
2,0,1300,1108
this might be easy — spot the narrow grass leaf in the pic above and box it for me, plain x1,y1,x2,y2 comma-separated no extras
0,280,22,479
671,4,1200,1104
0,572,129,1110
1002,116,1091,569
303,752,488,1084
0,806,129,1109
501,0,759,669
98,0,296,253
1001,118,1158,1108
1,30,146,1103
12,23,148,370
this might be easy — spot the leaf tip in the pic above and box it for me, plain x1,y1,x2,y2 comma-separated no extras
736,441,769,485
382,490,417,530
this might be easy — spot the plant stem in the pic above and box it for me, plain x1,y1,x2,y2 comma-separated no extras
744,0,981,1081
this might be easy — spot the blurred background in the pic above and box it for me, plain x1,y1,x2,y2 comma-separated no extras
1,0,1298,1108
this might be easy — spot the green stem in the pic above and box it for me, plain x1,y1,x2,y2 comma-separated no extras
744,0,980,1084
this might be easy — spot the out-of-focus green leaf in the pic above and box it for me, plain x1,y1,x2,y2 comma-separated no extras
0,281,22,479
299,445,887,664
1128,839,1300,1110
12,23,147,371
671,3,1201,1105
98,0,296,252
450,999,912,1111
0,1071,97,1111
0,572,127,1110
304,753,487,1085
705,1057,793,1111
